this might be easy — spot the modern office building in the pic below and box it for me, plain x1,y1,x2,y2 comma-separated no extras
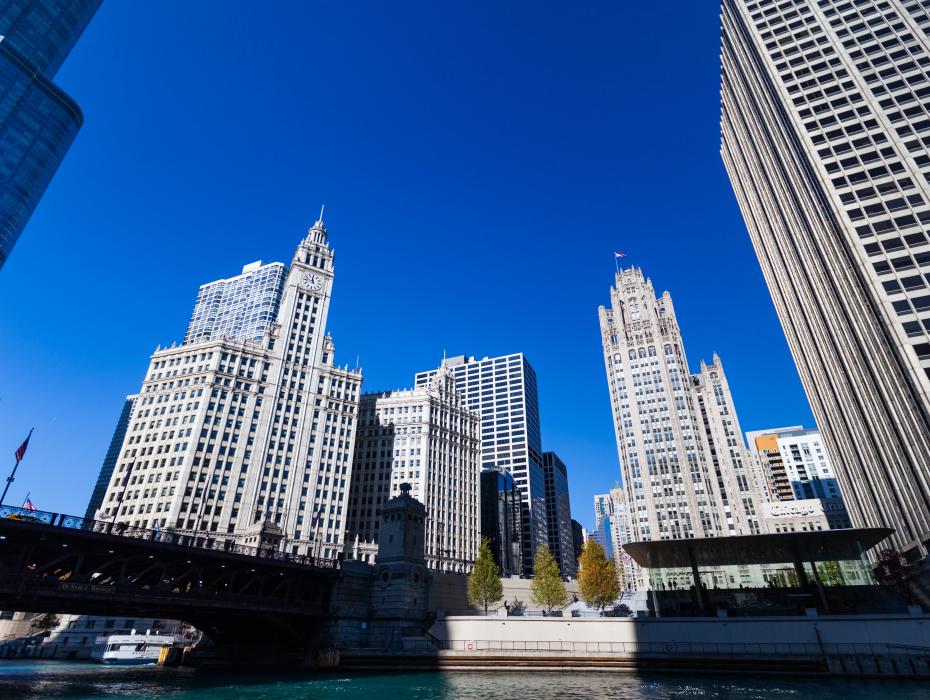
346,366,480,572
542,451,575,577
592,486,634,588
598,267,765,581
720,0,930,562
415,353,547,574
747,426,851,529
84,394,137,520
0,0,100,269
183,261,287,344
571,519,585,564
98,218,362,560
480,468,524,576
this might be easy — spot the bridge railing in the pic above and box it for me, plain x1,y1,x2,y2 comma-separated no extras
0,505,339,570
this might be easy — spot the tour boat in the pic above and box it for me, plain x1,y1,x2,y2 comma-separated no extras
91,631,179,665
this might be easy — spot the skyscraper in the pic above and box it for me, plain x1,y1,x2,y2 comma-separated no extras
720,0,930,562
415,353,547,573
746,426,851,529
184,261,287,344
0,0,100,269
480,468,524,576
346,366,480,572
592,486,633,587
99,218,362,559
598,268,763,559
85,394,137,520
542,451,575,577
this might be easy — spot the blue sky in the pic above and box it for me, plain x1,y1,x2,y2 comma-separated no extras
0,1,813,532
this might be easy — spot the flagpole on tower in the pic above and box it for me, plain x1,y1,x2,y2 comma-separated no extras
1,428,33,505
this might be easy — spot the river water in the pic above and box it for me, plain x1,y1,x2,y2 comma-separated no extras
0,661,927,699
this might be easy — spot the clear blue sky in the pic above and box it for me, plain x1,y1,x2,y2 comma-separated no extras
0,1,814,532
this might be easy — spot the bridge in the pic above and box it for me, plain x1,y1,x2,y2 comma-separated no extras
0,505,339,663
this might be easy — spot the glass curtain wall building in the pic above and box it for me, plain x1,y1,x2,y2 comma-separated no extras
84,394,137,520
415,353,547,574
0,0,101,269
184,260,287,344
542,451,576,577
721,0,930,561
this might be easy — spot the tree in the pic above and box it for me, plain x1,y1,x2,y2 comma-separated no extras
817,560,845,586
30,613,59,635
578,540,620,611
467,537,503,614
530,544,567,613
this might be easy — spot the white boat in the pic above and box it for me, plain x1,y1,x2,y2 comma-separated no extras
91,630,179,665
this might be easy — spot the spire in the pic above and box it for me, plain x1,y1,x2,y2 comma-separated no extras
307,204,328,244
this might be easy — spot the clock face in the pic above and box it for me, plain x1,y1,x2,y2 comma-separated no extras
302,272,323,291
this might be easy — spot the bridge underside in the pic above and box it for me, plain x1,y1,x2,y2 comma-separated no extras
0,517,338,664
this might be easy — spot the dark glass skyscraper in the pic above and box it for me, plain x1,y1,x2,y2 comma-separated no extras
0,0,101,269
84,393,136,520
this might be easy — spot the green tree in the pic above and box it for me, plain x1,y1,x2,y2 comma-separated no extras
817,560,845,586
530,544,567,613
578,540,620,611
468,537,504,614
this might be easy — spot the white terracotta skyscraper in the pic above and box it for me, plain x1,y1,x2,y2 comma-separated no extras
598,267,763,577
100,217,362,560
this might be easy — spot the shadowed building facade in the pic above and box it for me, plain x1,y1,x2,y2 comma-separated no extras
0,0,101,269
721,0,930,561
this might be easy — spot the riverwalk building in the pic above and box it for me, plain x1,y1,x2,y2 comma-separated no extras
624,528,901,618
97,218,362,560
415,353,547,574
346,366,480,572
0,0,100,269
720,0,930,563
598,267,766,586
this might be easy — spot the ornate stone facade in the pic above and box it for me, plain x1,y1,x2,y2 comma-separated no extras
99,219,361,559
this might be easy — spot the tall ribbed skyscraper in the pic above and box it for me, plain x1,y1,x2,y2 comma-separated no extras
598,268,763,586
0,0,100,269
99,218,362,560
720,0,930,562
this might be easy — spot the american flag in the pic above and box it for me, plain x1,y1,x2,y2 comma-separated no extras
614,251,627,259
22,497,35,512
14,431,31,462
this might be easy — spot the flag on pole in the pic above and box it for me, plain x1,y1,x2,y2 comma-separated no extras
614,251,627,259
22,497,35,512
14,433,31,462
121,464,134,487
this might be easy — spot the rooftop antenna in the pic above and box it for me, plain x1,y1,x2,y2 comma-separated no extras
318,204,325,226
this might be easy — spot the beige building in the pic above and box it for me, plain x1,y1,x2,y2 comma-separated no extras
598,267,765,586
346,364,480,572
98,218,362,559
721,0,930,562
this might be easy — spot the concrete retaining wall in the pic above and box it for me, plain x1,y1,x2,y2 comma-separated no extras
429,612,930,651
